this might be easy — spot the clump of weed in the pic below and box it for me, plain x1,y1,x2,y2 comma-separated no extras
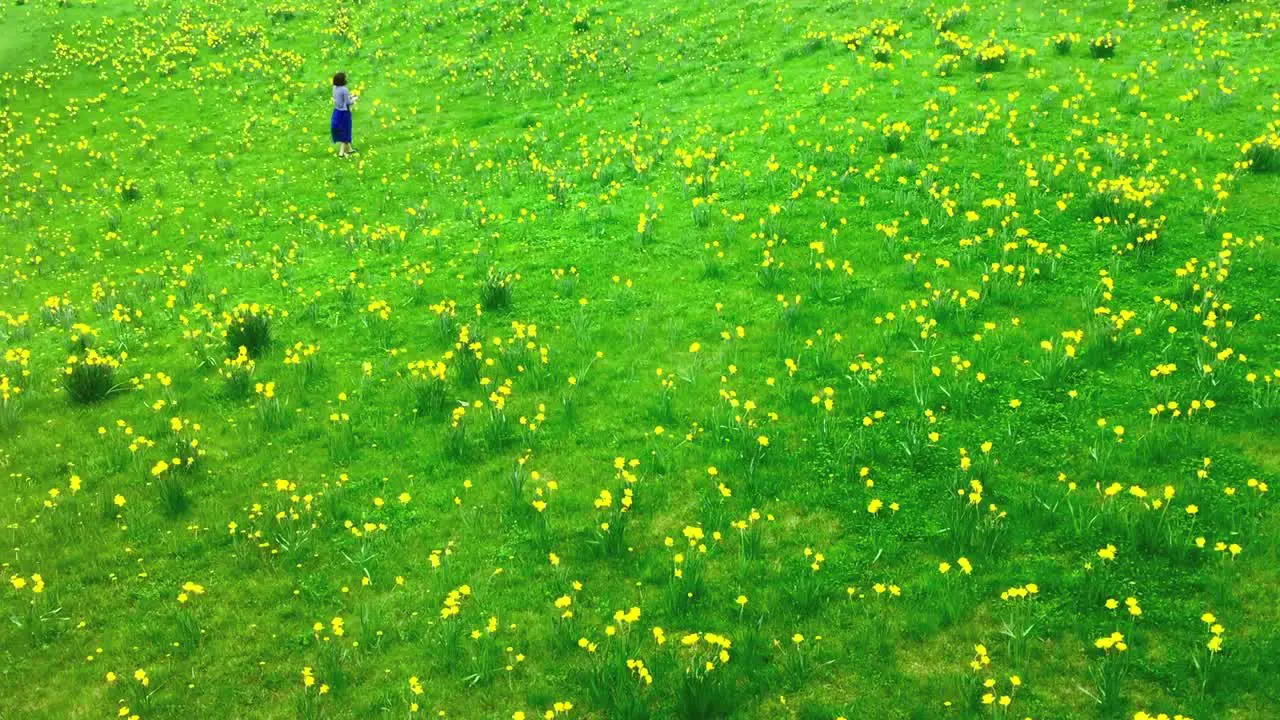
119,177,141,202
933,5,968,32
220,346,256,397
480,267,515,311
63,350,123,404
974,39,1011,72
1241,128,1280,173
1090,33,1119,59
224,303,273,358
1050,32,1078,55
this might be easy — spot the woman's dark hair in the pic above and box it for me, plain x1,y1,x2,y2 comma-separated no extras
333,72,347,87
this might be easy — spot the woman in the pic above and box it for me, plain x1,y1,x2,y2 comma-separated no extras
331,72,357,157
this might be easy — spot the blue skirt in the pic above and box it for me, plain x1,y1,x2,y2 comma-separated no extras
331,109,353,144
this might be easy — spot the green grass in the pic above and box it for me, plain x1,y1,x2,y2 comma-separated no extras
1,0,1278,719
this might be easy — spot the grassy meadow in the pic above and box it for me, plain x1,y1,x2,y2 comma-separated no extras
2,0,1279,718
